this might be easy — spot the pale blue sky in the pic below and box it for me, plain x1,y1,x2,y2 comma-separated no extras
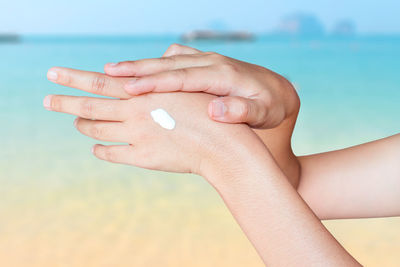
2,0,399,34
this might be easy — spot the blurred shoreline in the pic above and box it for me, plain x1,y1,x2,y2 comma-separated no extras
6,33,400,44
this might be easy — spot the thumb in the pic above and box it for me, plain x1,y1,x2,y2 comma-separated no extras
208,96,277,128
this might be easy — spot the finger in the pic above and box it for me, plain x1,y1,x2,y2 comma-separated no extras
43,95,128,121
74,118,131,143
124,66,233,96
92,144,164,171
92,144,136,165
208,96,280,128
47,67,132,99
104,54,210,77
162,43,201,57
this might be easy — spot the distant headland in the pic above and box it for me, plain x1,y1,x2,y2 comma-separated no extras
181,30,254,42
0,33,20,43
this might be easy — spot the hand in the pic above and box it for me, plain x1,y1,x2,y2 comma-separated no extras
103,44,300,129
43,90,263,182
46,66,301,187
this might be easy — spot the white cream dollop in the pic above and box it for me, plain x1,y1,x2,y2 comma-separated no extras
150,108,176,130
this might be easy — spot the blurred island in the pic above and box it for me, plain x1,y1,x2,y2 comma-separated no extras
0,33,20,43
276,13,325,37
182,13,357,42
181,30,254,42
332,19,356,36
275,13,356,37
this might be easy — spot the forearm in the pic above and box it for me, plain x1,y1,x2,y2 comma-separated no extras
204,139,360,266
297,133,400,219
254,89,301,188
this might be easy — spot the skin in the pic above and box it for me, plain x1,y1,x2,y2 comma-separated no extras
46,66,301,187
46,43,302,185
103,44,400,220
103,43,302,185
43,90,360,266
298,133,400,219
43,44,398,264
212,148,361,266
104,44,300,129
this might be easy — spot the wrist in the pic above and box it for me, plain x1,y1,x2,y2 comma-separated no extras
199,128,273,189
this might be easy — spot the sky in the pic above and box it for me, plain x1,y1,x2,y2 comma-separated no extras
2,0,399,34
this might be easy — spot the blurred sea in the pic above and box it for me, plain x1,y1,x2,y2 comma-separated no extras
1,35,399,266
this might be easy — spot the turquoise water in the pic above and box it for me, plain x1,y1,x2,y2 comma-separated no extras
0,35,399,266
2,35,399,157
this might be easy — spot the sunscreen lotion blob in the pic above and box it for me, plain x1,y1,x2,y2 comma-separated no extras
150,108,176,130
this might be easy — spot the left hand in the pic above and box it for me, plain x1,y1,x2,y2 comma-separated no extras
102,44,300,129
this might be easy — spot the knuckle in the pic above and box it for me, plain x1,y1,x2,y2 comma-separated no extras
203,51,217,57
172,69,187,90
202,51,214,56
167,43,182,53
58,70,72,85
91,75,108,94
122,60,135,66
219,62,238,75
80,100,94,118
120,60,135,67
104,149,117,162
217,63,238,86
237,100,250,122
173,68,187,79
205,52,224,62
159,55,176,65
50,96,62,111
89,124,102,139
123,61,139,75
262,90,273,108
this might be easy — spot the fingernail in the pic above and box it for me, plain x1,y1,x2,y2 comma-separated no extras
43,95,53,110
91,145,96,154
211,100,227,118
125,79,138,91
73,118,78,128
107,62,118,67
47,70,58,81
